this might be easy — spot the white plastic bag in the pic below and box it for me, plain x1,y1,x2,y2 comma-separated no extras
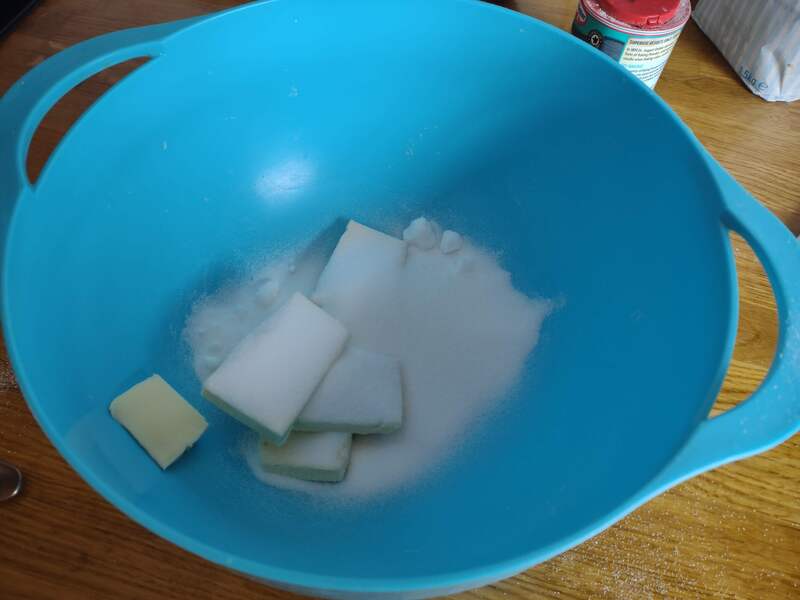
694,0,800,102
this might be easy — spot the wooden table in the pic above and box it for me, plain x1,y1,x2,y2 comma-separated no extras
1,1,798,598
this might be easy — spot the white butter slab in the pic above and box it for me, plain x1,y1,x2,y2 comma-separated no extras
203,292,348,445
295,346,403,434
312,221,407,307
260,431,352,482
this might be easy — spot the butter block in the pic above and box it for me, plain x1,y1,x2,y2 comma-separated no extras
440,230,463,254
402,217,439,250
260,431,352,482
312,221,407,306
202,292,348,445
295,346,403,434
110,374,207,469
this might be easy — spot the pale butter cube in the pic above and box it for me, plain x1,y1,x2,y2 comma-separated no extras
202,293,348,445
440,230,463,254
312,220,407,305
260,431,352,482
110,374,207,469
295,346,403,434
402,217,439,250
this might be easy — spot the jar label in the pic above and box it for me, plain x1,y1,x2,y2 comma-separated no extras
571,1,685,88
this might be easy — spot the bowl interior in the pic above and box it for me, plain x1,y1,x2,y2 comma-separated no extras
5,0,734,585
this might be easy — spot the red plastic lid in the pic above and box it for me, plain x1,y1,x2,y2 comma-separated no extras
598,0,680,27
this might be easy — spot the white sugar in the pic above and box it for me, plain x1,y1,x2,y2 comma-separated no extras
254,279,280,306
186,219,551,500
185,250,328,382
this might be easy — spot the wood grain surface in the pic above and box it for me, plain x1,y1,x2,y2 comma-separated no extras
1,1,799,598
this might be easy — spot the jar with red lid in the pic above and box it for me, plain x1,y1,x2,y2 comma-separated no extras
571,0,692,88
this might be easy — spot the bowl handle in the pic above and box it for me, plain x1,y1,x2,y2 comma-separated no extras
639,156,800,500
0,17,200,203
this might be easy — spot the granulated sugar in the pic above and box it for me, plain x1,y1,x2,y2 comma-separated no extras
186,218,551,500
184,250,328,382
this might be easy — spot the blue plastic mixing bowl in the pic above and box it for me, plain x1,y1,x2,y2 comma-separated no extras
1,1,799,597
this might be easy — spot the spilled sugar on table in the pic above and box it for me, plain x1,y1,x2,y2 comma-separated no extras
0,1,798,598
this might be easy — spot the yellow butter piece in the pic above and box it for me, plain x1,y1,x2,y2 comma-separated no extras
110,374,208,469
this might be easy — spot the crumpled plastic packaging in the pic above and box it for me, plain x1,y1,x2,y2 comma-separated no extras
693,0,800,102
